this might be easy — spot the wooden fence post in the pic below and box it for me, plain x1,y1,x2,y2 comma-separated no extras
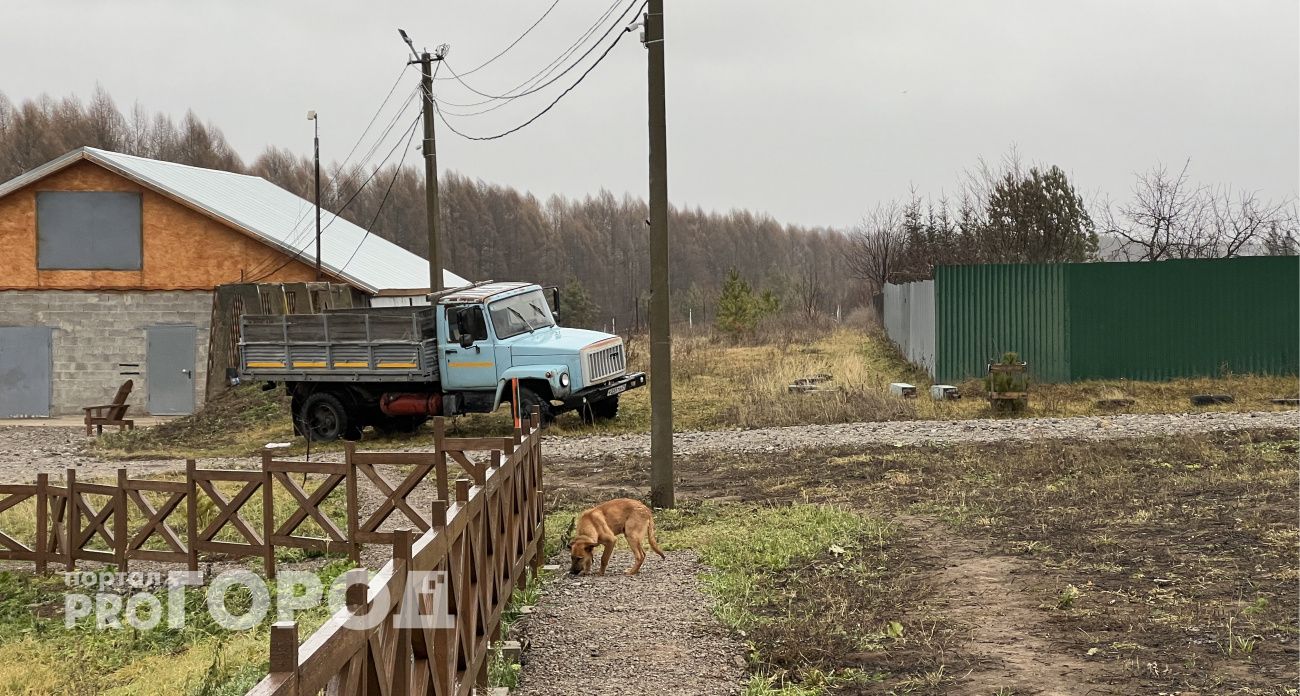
66,468,77,571
433,418,450,502
185,459,198,571
115,468,128,571
344,442,360,566
391,528,413,696
428,498,453,692
262,449,276,579
269,621,300,695
35,473,47,574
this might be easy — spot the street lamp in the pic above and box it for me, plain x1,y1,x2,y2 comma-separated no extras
307,110,321,281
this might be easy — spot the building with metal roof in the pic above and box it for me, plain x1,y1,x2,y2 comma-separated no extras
0,147,468,293
0,147,467,418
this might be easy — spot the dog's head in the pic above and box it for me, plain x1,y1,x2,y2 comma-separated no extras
569,541,596,575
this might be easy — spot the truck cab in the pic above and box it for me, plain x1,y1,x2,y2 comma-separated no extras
239,281,645,441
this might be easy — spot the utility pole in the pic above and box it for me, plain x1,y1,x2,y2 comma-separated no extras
645,0,674,509
308,111,321,280
400,30,446,292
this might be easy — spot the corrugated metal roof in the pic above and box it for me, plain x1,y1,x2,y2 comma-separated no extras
0,147,469,294
440,282,532,303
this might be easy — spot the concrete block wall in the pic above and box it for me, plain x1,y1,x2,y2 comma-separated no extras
0,290,212,415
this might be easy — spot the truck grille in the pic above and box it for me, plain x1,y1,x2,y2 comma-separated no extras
583,341,626,385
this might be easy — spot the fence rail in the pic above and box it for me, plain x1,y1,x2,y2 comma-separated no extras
246,413,546,696
0,415,544,584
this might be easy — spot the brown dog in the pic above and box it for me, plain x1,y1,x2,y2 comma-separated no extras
569,498,664,575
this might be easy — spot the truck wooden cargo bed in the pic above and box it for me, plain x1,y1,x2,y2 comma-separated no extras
239,308,440,383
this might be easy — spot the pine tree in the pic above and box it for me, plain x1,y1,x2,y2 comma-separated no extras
559,277,599,329
715,269,757,340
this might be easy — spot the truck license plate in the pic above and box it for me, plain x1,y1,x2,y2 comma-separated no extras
607,385,627,397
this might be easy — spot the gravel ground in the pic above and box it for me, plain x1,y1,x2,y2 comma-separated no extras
0,409,1295,483
513,550,746,696
549,409,1299,460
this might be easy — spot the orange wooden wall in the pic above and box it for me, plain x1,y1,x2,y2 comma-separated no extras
0,160,328,290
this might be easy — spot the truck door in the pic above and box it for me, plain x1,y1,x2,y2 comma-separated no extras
440,304,498,390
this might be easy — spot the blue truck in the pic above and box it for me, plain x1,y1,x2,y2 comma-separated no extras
239,281,645,440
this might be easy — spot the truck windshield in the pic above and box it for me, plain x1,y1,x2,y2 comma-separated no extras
489,290,556,339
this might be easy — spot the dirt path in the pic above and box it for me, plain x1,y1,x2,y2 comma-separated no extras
513,550,747,696
898,516,1119,696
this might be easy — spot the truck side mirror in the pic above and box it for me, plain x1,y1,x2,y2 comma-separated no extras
458,333,475,349
547,286,561,323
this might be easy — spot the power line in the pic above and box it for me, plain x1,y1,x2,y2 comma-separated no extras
436,0,638,105
432,1,646,142
432,0,561,81
244,79,420,279
249,113,422,282
430,0,622,110
340,115,423,271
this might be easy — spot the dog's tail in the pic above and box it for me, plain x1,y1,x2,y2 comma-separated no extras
647,517,666,559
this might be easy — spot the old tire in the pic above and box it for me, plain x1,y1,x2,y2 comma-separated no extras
300,392,356,442
517,386,555,427
580,395,619,424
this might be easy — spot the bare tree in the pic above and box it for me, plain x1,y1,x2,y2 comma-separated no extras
1106,160,1208,261
1107,160,1295,260
1260,202,1299,256
1203,186,1292,257
846,201,905,293
793,254,824,318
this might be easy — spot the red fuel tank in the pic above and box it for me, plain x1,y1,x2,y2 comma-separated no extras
379,393,442,417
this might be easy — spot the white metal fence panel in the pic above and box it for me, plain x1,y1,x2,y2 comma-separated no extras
882,280,935,377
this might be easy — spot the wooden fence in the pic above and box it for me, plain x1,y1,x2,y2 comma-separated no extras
246,413,546,695
0,414,545,586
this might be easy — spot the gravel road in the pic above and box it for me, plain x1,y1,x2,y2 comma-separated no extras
513,550,746,696
549,409,1298,460
0,409,1294,483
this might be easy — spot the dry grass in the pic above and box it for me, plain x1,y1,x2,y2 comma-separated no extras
93,327,1297,460
539,429,1299,694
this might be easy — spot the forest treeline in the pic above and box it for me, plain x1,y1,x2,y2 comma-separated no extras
3,89,1295,334
0,88,855,332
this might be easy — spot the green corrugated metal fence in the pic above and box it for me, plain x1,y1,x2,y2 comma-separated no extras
935,256,1299,383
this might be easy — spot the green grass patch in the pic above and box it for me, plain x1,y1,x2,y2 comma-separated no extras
0,560,355,695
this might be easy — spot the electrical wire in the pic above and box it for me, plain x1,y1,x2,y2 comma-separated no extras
432,0,562,81
432,0,645,142
339,115,422,271
249,113,422,282
243,78,420,279
438,0,638,103
430,0,622,110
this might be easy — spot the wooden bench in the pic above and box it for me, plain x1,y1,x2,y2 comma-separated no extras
84,380,135,436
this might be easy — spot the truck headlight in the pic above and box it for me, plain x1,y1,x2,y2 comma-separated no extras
559,372,570,388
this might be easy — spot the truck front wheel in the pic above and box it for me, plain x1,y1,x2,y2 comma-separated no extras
300,392,361,442
517,386,555,427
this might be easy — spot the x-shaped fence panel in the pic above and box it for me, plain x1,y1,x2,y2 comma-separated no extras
188,461,268,572
261,452,352,572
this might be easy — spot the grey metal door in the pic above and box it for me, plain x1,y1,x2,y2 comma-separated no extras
0,327,52,417
147,325,196,415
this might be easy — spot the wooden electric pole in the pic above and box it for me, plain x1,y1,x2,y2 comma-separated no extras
646,0,674,509
419,50,444,292
400,29,446,293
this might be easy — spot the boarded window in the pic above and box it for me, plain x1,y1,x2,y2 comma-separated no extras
37,191,143,270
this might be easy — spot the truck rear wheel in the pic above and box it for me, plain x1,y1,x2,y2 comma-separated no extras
580,395,620,424
300,392,360,442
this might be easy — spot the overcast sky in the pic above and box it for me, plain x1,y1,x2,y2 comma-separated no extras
2,0,1296,229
